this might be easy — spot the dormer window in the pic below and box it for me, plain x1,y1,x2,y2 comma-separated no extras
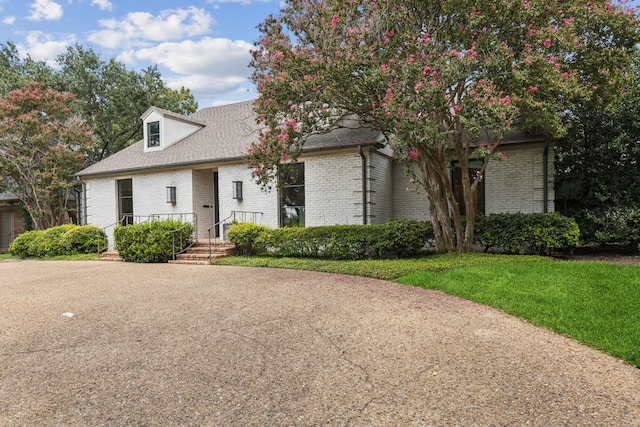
147,121,160,148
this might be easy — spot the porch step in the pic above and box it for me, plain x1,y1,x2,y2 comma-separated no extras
94,242,235,265
168,241,235,265
95,250,123,261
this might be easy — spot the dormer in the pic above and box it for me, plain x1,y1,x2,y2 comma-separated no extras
141,106,205,153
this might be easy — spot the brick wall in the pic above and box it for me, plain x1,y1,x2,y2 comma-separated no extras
304,149,366,226
368,150,394,224
485,143,554,213
392,161,431,221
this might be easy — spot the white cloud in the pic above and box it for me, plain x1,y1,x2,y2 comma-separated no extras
131,37,252,76
125,37,254,102
3,16,15,25
16,31,74,65
27,0,63,21
87,7,214,49
91,0,113,11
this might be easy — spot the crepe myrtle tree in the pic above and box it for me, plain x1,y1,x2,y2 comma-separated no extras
247,0,639,252
0,82,95,230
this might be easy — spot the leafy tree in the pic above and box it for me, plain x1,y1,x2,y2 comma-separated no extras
555,56,640,248
0,42,58,96
56,45,198,162
248,0,638,252
0,83,95,229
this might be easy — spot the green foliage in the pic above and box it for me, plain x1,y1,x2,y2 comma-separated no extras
375,220,432,258
9,230,44,258
230,220,433,260
8,224,106,258
580,207,640,250
114,219,194,263
58,225,107,255
37,224,76,257
227,223,271,255
474,212,580,255
555,55,640,250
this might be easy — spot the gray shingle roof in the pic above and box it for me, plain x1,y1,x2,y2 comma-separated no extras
76,100,383,178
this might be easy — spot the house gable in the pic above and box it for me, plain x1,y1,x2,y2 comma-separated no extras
141,107,204,153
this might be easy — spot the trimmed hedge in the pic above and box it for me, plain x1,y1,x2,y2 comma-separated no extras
226,223,270,255
9,224,107,258
228,220,433,260
114,219,195,263
474,212,580,255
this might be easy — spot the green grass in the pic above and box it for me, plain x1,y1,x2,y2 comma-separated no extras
214,254,640,367
0,253,100,261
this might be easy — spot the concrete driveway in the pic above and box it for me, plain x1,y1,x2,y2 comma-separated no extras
1,260,639,426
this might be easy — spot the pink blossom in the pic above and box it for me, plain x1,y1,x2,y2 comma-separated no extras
543,39,552,47
528,86,538,92
330,15,339,28
408,150,418,160
415,82,423,90
278,132,289,143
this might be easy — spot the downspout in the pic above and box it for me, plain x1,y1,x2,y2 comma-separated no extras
358,145,368,225
543,135,550,213
76,176,87,225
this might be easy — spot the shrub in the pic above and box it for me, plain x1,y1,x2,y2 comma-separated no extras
59,225,107,254
114,219,194,263
8,224,107,258
250,221,433,260
9,229,44,258
374,220,433,258
474,212,580,255
579,206,640,251
37,224,76,257
227,223,270,255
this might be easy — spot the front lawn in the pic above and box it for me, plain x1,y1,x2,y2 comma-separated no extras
214,254,640,367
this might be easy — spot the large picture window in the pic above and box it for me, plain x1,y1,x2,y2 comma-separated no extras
452,159,485,215
279,163,305,227
117,179,134,225
147,121,160,147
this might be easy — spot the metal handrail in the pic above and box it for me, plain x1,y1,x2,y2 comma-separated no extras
98,216,127,253
169,214,198,260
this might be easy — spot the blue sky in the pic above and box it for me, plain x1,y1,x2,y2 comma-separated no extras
0,0,283,107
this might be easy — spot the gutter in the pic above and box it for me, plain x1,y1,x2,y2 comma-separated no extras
76,176,87,225
543,135,550,213
358,145,367,225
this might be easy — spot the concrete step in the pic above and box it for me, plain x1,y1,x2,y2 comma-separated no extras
95,251,122,261
94,242,235,264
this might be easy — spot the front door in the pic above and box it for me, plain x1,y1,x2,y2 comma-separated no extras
0,211,13,251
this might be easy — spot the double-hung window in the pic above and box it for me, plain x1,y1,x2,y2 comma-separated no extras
147,121,160,148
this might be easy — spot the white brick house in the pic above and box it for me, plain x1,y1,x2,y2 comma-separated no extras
75,101,554,244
